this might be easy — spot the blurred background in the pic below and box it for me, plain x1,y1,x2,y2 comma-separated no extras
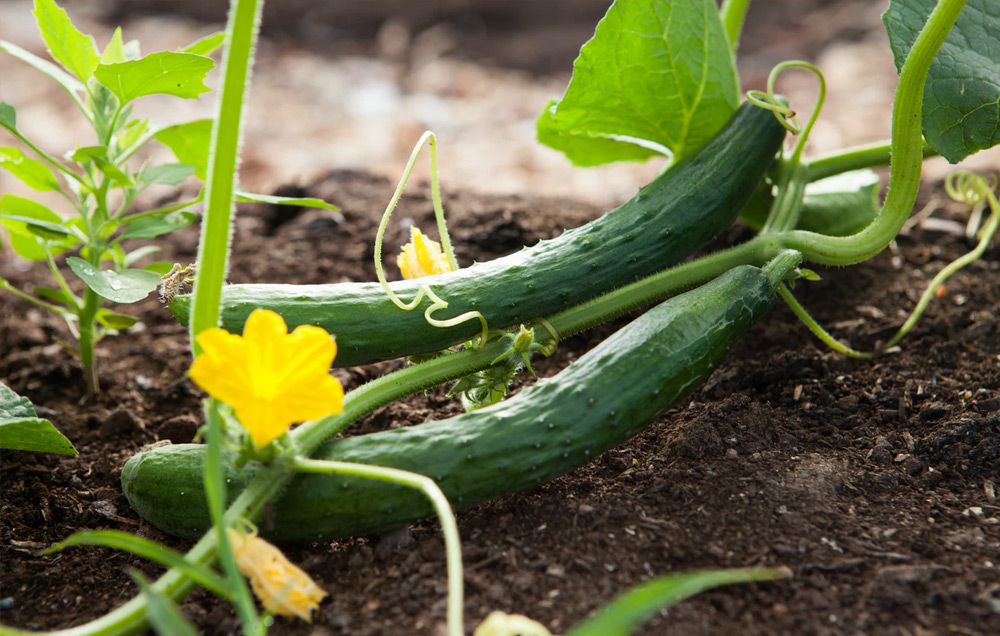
1,0,997,211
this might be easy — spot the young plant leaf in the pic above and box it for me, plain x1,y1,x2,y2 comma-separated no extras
94,52,214,104
47,530,231,598
33,285,73,307
0,194,78,261
538,0,740,166
0,102,16,130
235,190,340,210
117,118,150,152
32,0,101,82
96,309,139,330
564,567,790,636
0,147,60,191
0,382,78,456
131,572,202,636
154,119,211,179
121,211,197,239
69,145,108,162
143,261,176,276
181,31,225,56
93,157,133,187
66,257,160,303
884,0,1000,163
140,163,195,186
101,27,125,64
123,245,161,266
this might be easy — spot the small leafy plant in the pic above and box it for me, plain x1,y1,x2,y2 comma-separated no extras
0,0,335,398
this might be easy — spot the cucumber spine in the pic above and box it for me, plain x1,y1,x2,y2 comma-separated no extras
169,103,785,368
125,265,778,542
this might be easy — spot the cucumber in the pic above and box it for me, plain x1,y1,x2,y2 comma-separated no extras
124,265,779,542
169,103,785,368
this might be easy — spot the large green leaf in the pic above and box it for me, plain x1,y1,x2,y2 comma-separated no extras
884,0,1000,163
32,0,100,82
538,0,740,166
94,52,213,104
0,382,78,456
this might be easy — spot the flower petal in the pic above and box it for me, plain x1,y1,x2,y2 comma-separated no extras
280,374,344,423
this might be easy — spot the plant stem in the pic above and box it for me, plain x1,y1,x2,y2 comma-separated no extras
77,279,102,399
719,0,751,53
188,0,263,353
293,459,464,636
805,139,938,182
776,0,966,265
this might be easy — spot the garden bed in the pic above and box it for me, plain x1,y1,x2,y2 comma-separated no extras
2,169,998,635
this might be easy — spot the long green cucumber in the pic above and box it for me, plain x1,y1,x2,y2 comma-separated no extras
169,103,784,368
125,264,780,542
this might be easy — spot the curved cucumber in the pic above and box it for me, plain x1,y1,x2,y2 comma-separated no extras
125,265,778,542
170,103,784,368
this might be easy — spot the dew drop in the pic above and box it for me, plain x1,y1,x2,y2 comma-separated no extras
609,409,617,417
534,442,541,449
179,491,185,496
561,452,569,459
547,422,555,429
587,397,596,407
109,279,123,291
82,267,96,276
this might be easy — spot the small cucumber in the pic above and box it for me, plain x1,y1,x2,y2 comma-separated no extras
124,265,778,542
169,103,785,368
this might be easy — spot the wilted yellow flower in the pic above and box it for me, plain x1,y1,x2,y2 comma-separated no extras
189,309,344,447
474,611,553,636
398,226,452,279
227,527,327,621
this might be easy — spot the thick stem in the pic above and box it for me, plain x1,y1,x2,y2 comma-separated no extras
776,0,966,265
77,281,102,399
805,140,938,182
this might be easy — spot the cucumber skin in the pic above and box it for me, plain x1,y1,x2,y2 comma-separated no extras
169,104,784,368
124,266,776,542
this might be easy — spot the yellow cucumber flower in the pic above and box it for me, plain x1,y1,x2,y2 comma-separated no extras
227,527,327,621
398,226,452,279
189,309,344,447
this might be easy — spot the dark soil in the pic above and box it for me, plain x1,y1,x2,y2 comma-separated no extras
2,168,999,635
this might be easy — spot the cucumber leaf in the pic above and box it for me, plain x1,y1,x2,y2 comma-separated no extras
32,0,100,82
741,169,881,237
0,382,78,456
66,257,160,303
95,52,213,104
884,0,1000,163
565,567,790,636
538,0,739,167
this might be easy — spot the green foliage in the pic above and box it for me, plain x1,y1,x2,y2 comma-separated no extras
0,0,334,395
565,567,790,636
884,0,1000,163
537,0,739,166
0,382,78,456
